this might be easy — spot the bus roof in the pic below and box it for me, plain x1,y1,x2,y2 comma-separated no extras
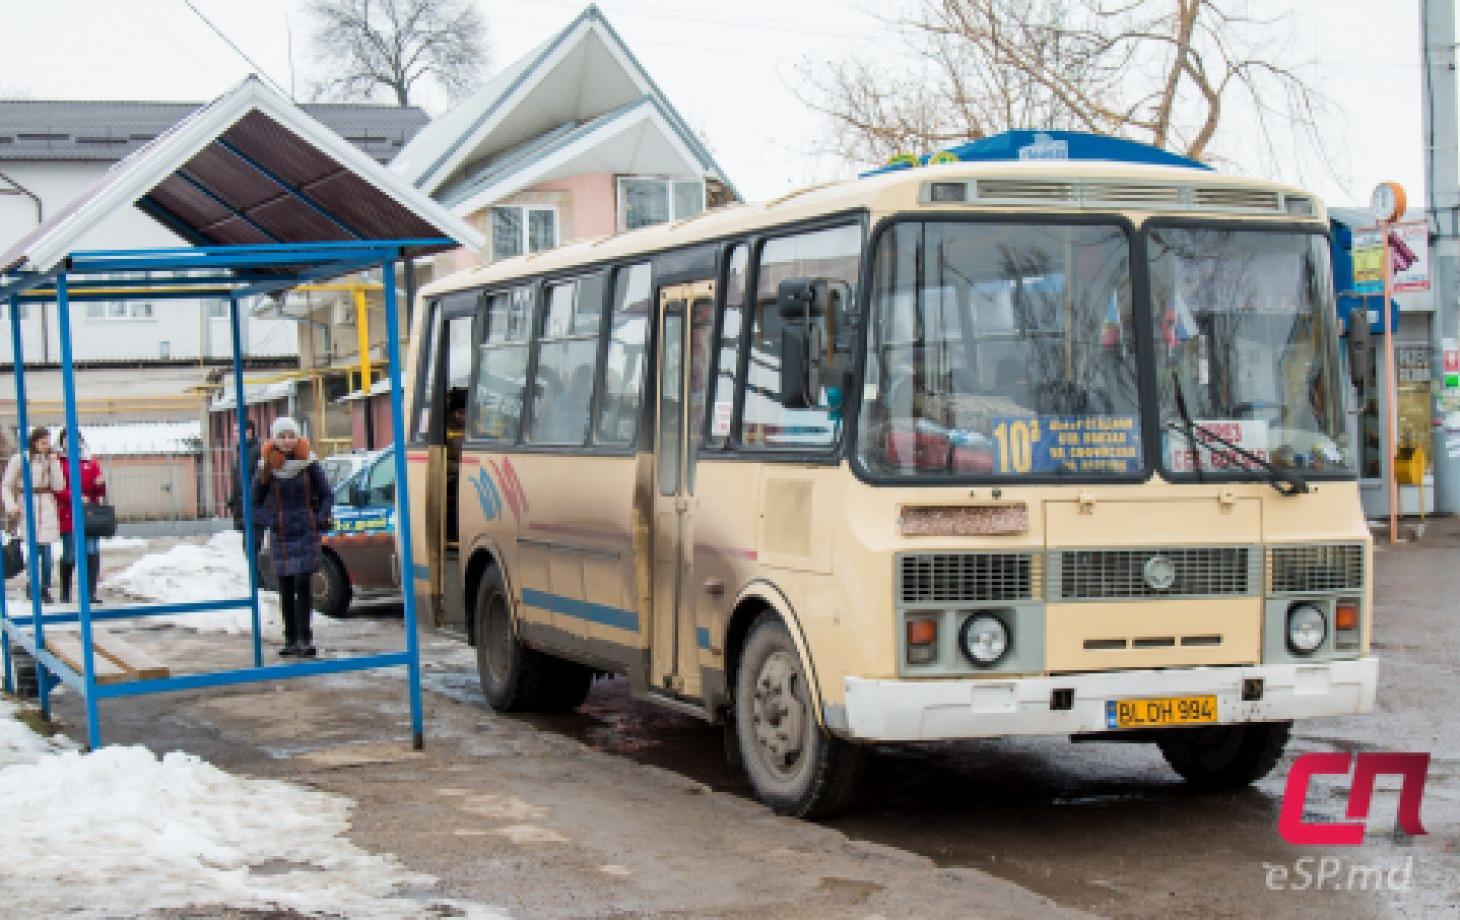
422,160,1324,297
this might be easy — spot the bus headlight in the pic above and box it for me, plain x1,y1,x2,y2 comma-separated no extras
1286,603,1327,654
960,613,1009,666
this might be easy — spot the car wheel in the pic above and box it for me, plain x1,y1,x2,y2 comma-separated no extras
313,553,353,619
474,567,592,713
734,613,865,817
1157,721,1292,790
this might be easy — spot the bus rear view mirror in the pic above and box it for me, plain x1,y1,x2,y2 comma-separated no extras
778,279,828,409
781,324,823,409
1346,311,1374,394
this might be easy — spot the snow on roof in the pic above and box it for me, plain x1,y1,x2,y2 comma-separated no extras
73,421,202,456
210,380,294,412
338,377,394,402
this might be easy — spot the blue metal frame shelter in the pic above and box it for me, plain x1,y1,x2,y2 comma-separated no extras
1,240,440,750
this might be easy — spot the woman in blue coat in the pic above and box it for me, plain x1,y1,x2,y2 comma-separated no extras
253,417,332,657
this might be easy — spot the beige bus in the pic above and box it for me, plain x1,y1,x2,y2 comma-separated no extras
403,159,1376,816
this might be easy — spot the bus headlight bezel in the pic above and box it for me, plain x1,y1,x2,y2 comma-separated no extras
959,612,1010,667
1286,603,1328,655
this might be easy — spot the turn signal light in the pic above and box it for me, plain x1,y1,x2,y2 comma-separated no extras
1335,602,1360,632
906,618,939,664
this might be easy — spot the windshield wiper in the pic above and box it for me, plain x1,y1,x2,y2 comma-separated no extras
1167,372,1308,496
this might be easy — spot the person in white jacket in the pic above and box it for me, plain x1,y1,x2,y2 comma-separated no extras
2,427,65,603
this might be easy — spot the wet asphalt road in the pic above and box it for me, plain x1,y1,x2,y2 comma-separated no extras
503,523,1460,919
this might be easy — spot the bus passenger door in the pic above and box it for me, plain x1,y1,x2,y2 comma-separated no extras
415,298,477,629
651,280,715,697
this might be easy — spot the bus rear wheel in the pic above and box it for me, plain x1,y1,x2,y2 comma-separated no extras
474,567,592,713
734,613,864,818
1156,721,1291,790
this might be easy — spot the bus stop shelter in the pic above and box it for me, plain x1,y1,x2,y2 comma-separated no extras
0,77,482,749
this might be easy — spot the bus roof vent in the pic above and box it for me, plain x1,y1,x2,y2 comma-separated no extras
1081,183,1184,206
1192,186,1282,213
971,179,1077,204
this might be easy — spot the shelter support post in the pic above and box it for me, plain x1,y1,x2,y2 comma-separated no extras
57,273,104,750
229,296,264,667
9,292,52,720
383,259,424,750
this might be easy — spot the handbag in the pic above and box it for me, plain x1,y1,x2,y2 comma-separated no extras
3,534,24,580
83,503,117,539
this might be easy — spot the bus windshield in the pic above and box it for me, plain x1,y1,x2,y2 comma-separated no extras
1148,226,1350,476
856,220,1143,479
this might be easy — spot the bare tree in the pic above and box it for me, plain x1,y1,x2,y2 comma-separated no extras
802,0,1326,172
307,0,488,107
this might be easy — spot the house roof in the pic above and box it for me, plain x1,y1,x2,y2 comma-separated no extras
0,99,428,164
391,4,733,200
439,96,711,214
0,77,483,276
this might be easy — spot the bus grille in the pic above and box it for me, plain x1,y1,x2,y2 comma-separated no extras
1268,544,1364,594
897,552,1038,604
1050,547,1256,600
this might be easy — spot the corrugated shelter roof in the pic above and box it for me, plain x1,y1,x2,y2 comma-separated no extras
0,100,429,164
0,77,482,276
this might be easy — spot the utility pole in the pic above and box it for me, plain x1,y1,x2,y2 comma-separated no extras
1424,0,1460,512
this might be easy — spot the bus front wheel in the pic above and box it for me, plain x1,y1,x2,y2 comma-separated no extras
734,613,865,818
474,567,592,713
1156,720,1291,790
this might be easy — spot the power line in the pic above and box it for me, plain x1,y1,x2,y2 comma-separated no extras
178,0,292,99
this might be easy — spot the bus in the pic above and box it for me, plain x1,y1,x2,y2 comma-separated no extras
403,159,1376,817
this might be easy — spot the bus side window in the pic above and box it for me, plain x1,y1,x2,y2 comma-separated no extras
594,263,651,446
741,224,862,449
413,301,442,442
706,244,748,449
527,274,606,446
470,285,533,442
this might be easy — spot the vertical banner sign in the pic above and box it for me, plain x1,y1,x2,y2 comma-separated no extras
1351,222,1428,295
1444,338,1460,390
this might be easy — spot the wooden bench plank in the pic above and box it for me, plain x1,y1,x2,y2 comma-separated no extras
43,633,130,684
92,628,170,681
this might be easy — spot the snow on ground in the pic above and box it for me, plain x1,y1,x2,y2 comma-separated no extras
107,531,282,634
0,700,503,918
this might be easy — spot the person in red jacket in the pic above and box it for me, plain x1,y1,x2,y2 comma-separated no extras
56,428,107,605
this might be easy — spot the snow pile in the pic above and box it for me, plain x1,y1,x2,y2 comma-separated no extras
0,698,73,768
107,531,281,634
0,741,504,918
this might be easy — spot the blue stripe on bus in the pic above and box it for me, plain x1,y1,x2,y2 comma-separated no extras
521,588,639,632
696,627,712,650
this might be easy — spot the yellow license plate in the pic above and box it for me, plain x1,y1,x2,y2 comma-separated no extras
1105,695,1217,729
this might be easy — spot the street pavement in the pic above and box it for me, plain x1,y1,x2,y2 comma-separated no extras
17,526,1460,918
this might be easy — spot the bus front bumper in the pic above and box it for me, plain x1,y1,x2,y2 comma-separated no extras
842,658,1378,742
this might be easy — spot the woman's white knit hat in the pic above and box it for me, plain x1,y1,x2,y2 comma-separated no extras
270,416,300,439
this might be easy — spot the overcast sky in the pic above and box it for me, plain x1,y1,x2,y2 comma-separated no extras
0,0,1438,211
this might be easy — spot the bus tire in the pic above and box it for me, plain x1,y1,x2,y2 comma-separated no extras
313,553,353,619
1156,720,1291,790
734,613,864,818
474,567,591,713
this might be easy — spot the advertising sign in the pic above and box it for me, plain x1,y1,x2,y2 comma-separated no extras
1352,222,1428,294
1166,419,1269,472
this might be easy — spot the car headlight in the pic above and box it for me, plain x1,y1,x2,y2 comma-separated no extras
959,613,1009,666
1287,603,1327,654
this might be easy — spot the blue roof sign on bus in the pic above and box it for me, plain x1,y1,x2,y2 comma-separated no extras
862,130,1212,177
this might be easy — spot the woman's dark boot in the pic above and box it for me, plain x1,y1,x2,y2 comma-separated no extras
59,562,73,604
86,553,102,604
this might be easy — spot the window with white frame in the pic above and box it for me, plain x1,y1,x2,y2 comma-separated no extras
87,301,155,320
617,177,705,230
491,206,557,261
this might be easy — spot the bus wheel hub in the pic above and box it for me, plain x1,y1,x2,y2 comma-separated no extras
752,651,805,768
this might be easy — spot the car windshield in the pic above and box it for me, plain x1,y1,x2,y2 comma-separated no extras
1147,227,1349,475
856,220,1142,479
